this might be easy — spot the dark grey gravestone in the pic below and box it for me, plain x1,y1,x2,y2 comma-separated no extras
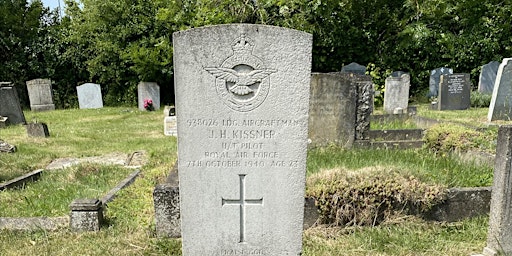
340,62,366,75
0,83,26,125
478,61,500,94
479,125,512,256
309,73,357,148
26,79,55,111
137,82,160,110
438,73,471,110
488,59,512,121
429,67,453,97
76,83,103,109
391,71,408,77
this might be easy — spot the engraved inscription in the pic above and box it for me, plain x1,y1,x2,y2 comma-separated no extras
205,34,277,112
222,174,263,243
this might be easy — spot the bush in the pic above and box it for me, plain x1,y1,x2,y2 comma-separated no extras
306,166,446,227
423,123,482,153
470,91,492,108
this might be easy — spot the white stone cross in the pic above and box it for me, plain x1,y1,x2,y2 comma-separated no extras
222,174,263,243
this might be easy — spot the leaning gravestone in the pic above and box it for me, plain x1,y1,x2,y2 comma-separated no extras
137,82,160,111
26,79,55,111
0,82,26,125
340,62,366,75
76,83,103,109
478,61,500,94
174,24,312,255
478,125,512,256
438,73,471,110
429,67,453,97
488,59,512,121
383,73,410,114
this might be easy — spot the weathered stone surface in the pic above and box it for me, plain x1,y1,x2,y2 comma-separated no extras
478,61,500,94
424,187,491,222
340,62,366,75
76,83,103,109
0,217,68,231
25,122,50,137
0,83,26,125
26,78,55,111
0,139,16,153
153,183,181,238
481,125,512,255
174,24,312,255
138,82,160,110
384,73,410,114
69,199,103,232
488,59,512,121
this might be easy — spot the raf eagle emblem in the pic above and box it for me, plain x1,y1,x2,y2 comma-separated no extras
205,67,277,96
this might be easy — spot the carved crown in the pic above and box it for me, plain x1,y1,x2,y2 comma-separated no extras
232,34,254,54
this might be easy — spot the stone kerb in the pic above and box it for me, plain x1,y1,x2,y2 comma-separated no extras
174,24,312,255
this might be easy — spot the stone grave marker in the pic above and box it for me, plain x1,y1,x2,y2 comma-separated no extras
76,83,103,109
137,82,160,111
174,24,312,255
489,58,512,121
383,73,410,114
340,62,366,75
26,78,55,111
478,61,500,94
438,73,470,110
26,122,50,137
478,125,512,256
0,82,26,125
429,67,453,97
164,106,177,136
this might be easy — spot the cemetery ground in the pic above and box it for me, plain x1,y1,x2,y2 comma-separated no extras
0,106,496,255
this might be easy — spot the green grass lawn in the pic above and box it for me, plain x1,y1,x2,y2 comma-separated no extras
0,106,495,255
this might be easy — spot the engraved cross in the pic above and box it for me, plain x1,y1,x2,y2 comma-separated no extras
222,174,263,243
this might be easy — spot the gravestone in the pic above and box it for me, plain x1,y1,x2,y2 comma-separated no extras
340,62,366,75
479,125,512,256
438,73,471,110
383,73,410,114
26,79,55,111
488,59,512,121
26,122,50,137
478,61,500,94
76,83,103,109
429,67,453,97
174,24,312,255
0,82,26,125
137,82,160,111
309,72,374,148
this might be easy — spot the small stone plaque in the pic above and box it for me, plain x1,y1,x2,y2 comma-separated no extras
174,24,312,255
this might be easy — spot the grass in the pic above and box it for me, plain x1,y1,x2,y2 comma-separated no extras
0,107,494,255
415,104,492,128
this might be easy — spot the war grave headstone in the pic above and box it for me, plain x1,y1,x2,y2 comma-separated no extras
174,24,312,255
26,78,55,111
340,62,366,75
0,82,26,125
488,58,512,121
438,73,471,110
477,125,512,256
137,82,160,111
478,61,500,94
429,67,453,97
76,83,103,109
383,73,410,114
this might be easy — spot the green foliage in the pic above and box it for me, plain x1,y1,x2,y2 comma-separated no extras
470,91,492,108
306,167,446,227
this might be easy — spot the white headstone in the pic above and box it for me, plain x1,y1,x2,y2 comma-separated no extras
137,82,160,110
383,73,410,114
174,24,312,255
76,83,103,109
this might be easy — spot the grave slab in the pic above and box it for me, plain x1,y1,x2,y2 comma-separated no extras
174,24,312,255
26,78,55,111
76,83,103,109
